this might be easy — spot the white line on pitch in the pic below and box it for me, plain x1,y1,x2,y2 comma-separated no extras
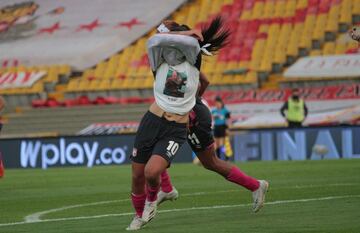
23,182,359,223
0,194,359,228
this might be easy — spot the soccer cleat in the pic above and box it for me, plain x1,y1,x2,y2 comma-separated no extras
157,187,179,205
252,180,269,213
141,200,157,222
126,215,147,231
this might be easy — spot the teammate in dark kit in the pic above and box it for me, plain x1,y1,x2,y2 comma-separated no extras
158,73,269,214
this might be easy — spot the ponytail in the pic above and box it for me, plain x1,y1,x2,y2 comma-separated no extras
200,16,231,55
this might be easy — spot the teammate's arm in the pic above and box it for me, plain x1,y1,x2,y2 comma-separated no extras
198,72,209,97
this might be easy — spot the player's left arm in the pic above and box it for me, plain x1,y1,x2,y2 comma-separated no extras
198,72,209,97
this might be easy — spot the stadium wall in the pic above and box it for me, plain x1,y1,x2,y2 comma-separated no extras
1,125,360,169
0,134,193,169
233,125,360,162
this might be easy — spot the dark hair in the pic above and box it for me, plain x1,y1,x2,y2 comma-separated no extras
215,96,225,108
199,15,231,55
165,16,230,55
166,21,190,32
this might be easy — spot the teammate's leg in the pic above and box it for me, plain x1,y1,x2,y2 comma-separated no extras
158,170,179,205
196,146,260,191
160,170,173,193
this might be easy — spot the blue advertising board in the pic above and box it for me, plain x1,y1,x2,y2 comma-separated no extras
232,126,360,161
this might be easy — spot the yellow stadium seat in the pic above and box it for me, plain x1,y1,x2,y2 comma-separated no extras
240,10,252,20
59,65,71,75
245,71,257,82
322,42,336,55
339,0,352,24
309,50,322,56
99,79,111,90
214,62,227,74
252,1,264,19
226,61,238,70
110,78,123,90
66,79,80,92
335,43,347,54
77,80,90,91
87,79,101,91
353,1,360,14
259,59,272,72
274,1,286,17
296,0,307,9
263,1,275,18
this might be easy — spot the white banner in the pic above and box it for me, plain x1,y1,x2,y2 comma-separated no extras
0,71,46,89
284,54,360,78
231,102,360,128
0,0,186,70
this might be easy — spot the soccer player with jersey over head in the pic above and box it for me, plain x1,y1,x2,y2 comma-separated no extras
127,16,231,231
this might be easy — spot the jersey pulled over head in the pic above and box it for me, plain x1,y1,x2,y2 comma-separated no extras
147,16,230,115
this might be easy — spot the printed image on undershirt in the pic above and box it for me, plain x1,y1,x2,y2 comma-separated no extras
163,67,187,98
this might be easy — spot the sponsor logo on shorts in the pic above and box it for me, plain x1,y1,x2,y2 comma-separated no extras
132,148,137,157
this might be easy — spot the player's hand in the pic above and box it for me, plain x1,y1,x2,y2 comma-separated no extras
180,29,203,41
189,29,203,41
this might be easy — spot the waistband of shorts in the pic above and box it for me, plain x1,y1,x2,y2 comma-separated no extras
146,111,187,128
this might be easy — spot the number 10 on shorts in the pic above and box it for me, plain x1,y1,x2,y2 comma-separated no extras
166,140,179,156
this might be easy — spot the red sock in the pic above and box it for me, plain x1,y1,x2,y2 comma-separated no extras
226,166,260,192
160,170,173,193
131,193,146,217
146,184,160,202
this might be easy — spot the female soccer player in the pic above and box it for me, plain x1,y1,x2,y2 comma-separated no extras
158,73,269,214
127,17,230,230
212,96,231,160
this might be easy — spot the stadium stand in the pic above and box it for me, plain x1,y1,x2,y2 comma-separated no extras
1,0,360,136
60,0,360,96
1,103,149,137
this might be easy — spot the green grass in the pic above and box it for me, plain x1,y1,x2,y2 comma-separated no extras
1,159,360,233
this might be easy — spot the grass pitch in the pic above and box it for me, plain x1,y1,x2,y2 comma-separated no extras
1,159,360,233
